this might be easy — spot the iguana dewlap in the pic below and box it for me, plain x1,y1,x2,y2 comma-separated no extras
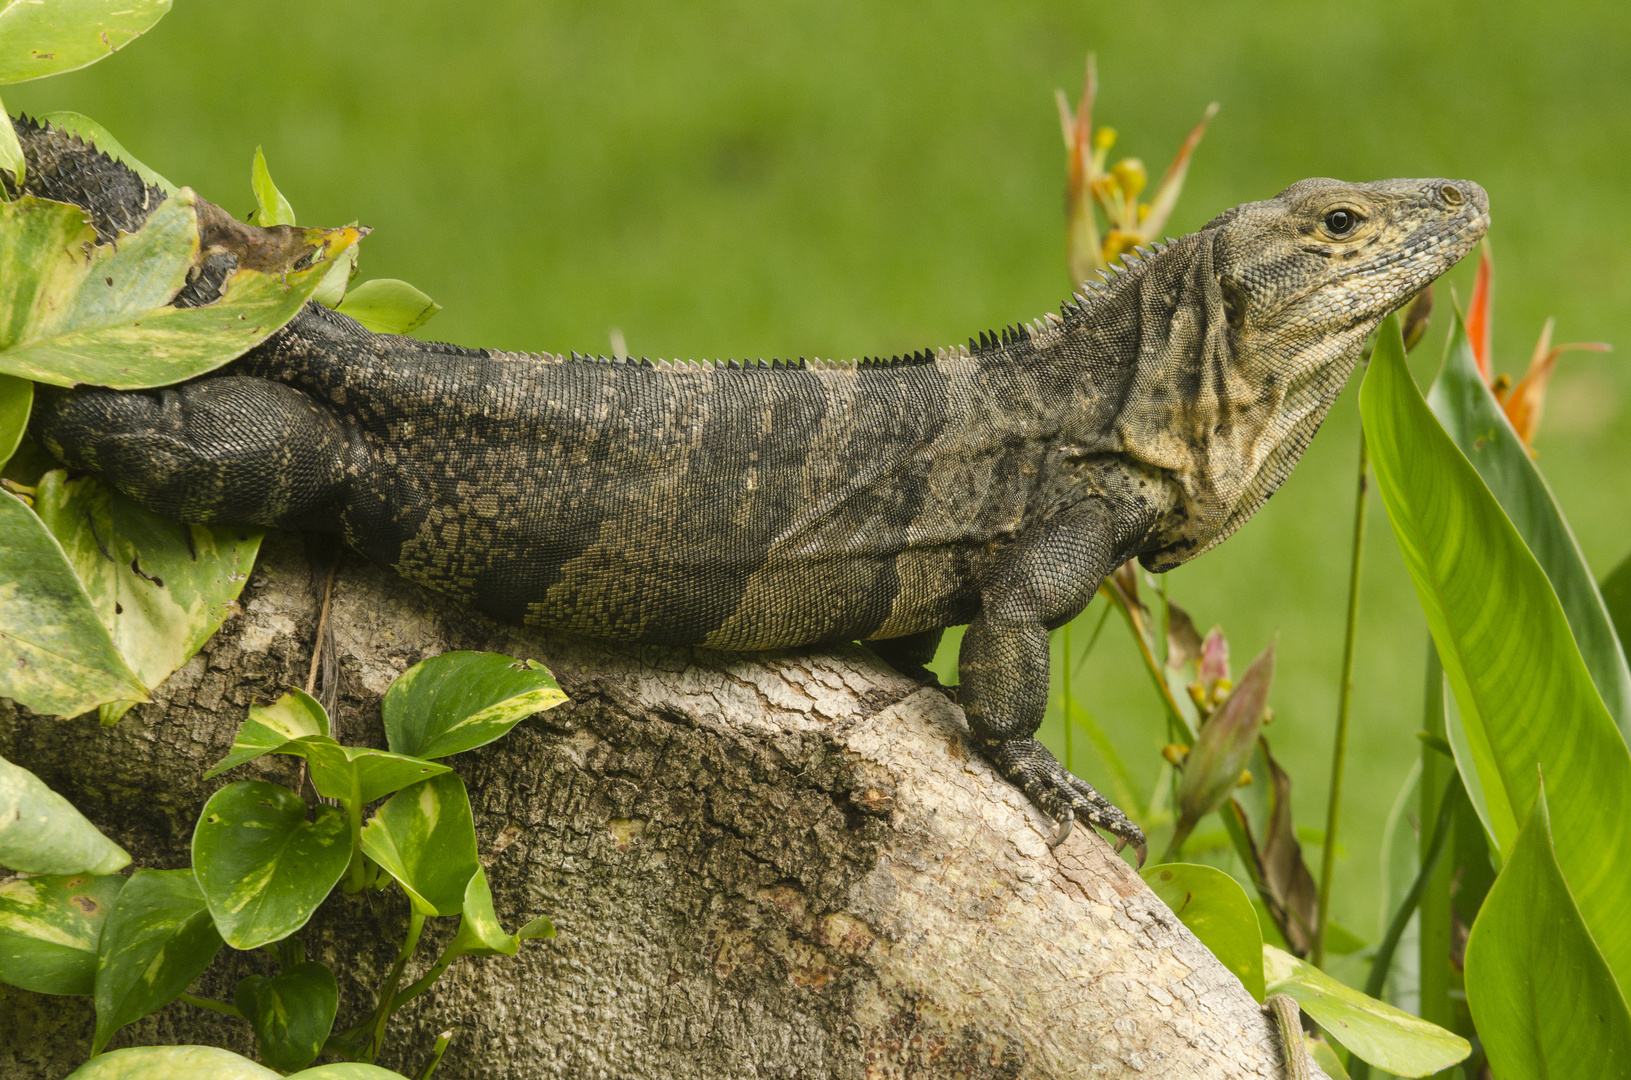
16,117,1489,859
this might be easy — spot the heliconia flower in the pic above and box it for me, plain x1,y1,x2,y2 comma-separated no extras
1056,54,1218,287
1463,241,1610,452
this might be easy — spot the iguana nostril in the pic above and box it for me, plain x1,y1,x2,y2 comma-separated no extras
1441,184,1464,206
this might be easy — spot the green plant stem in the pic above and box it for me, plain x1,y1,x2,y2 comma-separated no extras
368,910,426,1061
1417,644,1458,1035
344,773,365,893
1365,773,1463,999
1349,772,1464,1080
416,1029,454,1080
178,991,243,1018
1062,622,1073,773
1314,431,1369,968
390,941,466,1012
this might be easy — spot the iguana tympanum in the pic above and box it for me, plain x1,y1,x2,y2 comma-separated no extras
14,117,1488,860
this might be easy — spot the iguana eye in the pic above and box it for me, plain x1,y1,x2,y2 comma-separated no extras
1323,208,1359,236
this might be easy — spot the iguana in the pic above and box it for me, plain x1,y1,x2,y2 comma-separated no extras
12,116,1489,861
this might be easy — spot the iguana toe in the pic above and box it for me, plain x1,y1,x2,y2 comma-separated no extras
989,737,1147,861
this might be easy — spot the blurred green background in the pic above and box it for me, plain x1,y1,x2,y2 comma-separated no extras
11,0,1628,977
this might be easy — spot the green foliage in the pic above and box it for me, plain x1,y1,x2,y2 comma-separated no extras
334,279,441,335
1141,862,1264,1001
250,145,295,227
0,753,129,873
382,651,566,760
93,869,222,1053
1427,312,1631,734
66,1046,280,1080
1264,945,1471,1076
0,191,359,390
191,782,350,949
1605,552,1631,651
0,489,147,716
33,470,261,724
0,372,28,466
0,0,171,85
234,961,339,1073
1361,313,1631,993
1465,783,1631,1079
360,772,480,918
0,873,124,995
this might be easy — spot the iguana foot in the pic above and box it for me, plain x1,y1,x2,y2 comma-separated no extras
987,737,1146,865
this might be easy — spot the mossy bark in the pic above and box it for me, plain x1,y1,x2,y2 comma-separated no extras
1,533,1314,1079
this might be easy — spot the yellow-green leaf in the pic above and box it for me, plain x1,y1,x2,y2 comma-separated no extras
383,651,567,760
360,773,478,917
0,872,124,995
32,471,260,723
1141,862,1264,1001
93,869,222,1053
204,687,329,778
1362,312,1631,994
250,145,295,227
1465,782,1631,1079
0,373,29,468
335,278,440,335
1264,945,1469,1076
0,489,147,716
191,782,349,950
0,91,22,186
0,191,360,389
0,0,171,85
66,1046,277,1080
0,753,129,874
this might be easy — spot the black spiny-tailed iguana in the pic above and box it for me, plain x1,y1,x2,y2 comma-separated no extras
13,116,1489,860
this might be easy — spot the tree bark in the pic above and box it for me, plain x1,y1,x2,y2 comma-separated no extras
1,533,1316,1079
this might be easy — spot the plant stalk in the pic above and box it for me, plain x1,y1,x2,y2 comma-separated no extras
1314,431,1369,968
178,991,243,1018
368,910,426,1061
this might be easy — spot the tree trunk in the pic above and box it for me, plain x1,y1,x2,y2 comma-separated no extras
1,533,1315,1079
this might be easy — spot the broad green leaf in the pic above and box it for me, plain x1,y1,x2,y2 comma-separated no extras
204,688,330,778
0,753,129,873
191,781,349,949
335,278,441,335
0,872,124,994
291,1066,410,1078
0,90,23,184
297,739,449,806
0,489,147,716
1362,313,1631,992
37,112,177,193
1466,783,1631,1079
34,471,260,724
1428,312,1631,736
66,1046,278,1080
0,373,28,468
360,772,479,917
0,191,361,389
0,0,171,85
1141,862,1264,1001
383,651,567,759
1308,1038,1349,1080
93,869,222,1053
1605,551,1631,653
205,690,448,802
234,961,338,1073
250,146,295,227
1264,945,1470,1076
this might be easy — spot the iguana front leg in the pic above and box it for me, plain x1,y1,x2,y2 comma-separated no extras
960,501,1149,861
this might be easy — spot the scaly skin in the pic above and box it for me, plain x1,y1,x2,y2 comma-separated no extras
15,116,1489,858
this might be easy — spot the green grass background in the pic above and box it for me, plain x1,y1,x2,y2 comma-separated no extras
11,0,1628,977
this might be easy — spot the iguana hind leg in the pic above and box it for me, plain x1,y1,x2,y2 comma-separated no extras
959,502,1149,862
33,376,359,532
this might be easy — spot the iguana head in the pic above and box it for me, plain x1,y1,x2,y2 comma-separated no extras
1127,176,1489,571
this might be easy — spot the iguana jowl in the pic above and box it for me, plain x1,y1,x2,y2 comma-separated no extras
15,117,1489,860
